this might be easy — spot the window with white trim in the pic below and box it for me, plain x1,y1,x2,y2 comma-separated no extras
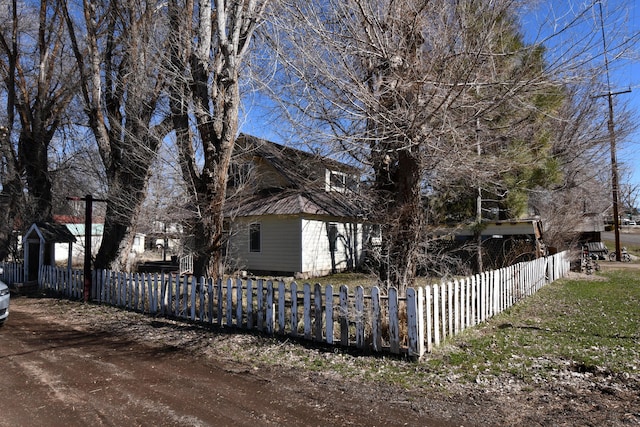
325,169,357,193
249,223,261,253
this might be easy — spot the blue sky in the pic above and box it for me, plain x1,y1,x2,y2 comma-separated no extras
240,1,640,190
520,0,640,190
606,1,640,189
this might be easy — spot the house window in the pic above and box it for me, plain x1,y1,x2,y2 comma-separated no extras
325,169,357,193
249,223,261,253
328,223,338,252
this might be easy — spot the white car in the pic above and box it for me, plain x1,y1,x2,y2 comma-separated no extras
0,280,9,325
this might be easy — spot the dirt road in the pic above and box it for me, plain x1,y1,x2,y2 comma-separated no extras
4,272,639,427
0,297,456,427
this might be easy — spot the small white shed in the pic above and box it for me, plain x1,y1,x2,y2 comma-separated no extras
23,222,76,282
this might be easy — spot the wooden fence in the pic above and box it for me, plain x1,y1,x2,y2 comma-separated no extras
0,262,24,285
4,251,569,358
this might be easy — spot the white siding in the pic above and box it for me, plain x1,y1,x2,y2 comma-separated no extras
229,216,302,274
301,219,363,277
54,230,145,263
229,215,365,278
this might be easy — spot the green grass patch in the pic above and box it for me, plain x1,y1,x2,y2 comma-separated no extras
428,270,640,382
247,269,640,392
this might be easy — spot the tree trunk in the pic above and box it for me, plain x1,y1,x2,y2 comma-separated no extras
166,0,269,278
65,0,166,272
0,178,23,261
379,149,422,294
20,134,53,222
94,156,154,271
193,75,239,279
0,125,22,261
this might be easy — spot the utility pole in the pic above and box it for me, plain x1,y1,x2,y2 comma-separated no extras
476,116,483,273
604,89,628,262
67,194,107,302
597,2,631,262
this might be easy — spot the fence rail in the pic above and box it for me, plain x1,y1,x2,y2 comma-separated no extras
2,251,570,358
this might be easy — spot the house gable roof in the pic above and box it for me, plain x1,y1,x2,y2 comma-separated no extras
227,135,367,219
235,134,360,190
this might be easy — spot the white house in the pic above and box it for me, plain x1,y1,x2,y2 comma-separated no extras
223,135,372,278
53,216,146,263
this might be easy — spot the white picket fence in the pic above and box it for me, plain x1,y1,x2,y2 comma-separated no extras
23,251,569,358
0,262,24,285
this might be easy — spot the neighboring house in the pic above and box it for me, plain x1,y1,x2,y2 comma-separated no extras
145,220,184,252
428,218,547,272
224,134,371,278
53,215,146,264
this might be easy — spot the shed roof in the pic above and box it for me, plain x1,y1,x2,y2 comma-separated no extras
24,222,77,243
574,213,605,233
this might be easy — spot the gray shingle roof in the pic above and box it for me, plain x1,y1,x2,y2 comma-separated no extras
226,135,367,219
26,222,77,243
227,188,364,218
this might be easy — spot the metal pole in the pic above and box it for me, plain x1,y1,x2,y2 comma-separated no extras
83,194,93,302
68,194,106,302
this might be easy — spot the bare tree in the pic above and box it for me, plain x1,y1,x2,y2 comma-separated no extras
65,0,170,271
261,0,559,290
0,2,23,260
166,0,271,277
615,155,640,217
256,0,639,291
0,0,79,259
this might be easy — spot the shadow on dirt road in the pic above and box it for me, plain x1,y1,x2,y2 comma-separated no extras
1,297,457,427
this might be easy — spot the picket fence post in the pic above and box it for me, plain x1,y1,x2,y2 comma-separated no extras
339,285,349,346
432,284,440,347
208,278,215,324
314,284,323,342
245,278,253,329
325,285,334,344
428,285,435,352
406,287,425,359
388,287,399,354
256,279,264,330
266,280,274,334
355,286,365,349
278,281,286,334
290,282,298,336
303,283,311,339
371,286,382,352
